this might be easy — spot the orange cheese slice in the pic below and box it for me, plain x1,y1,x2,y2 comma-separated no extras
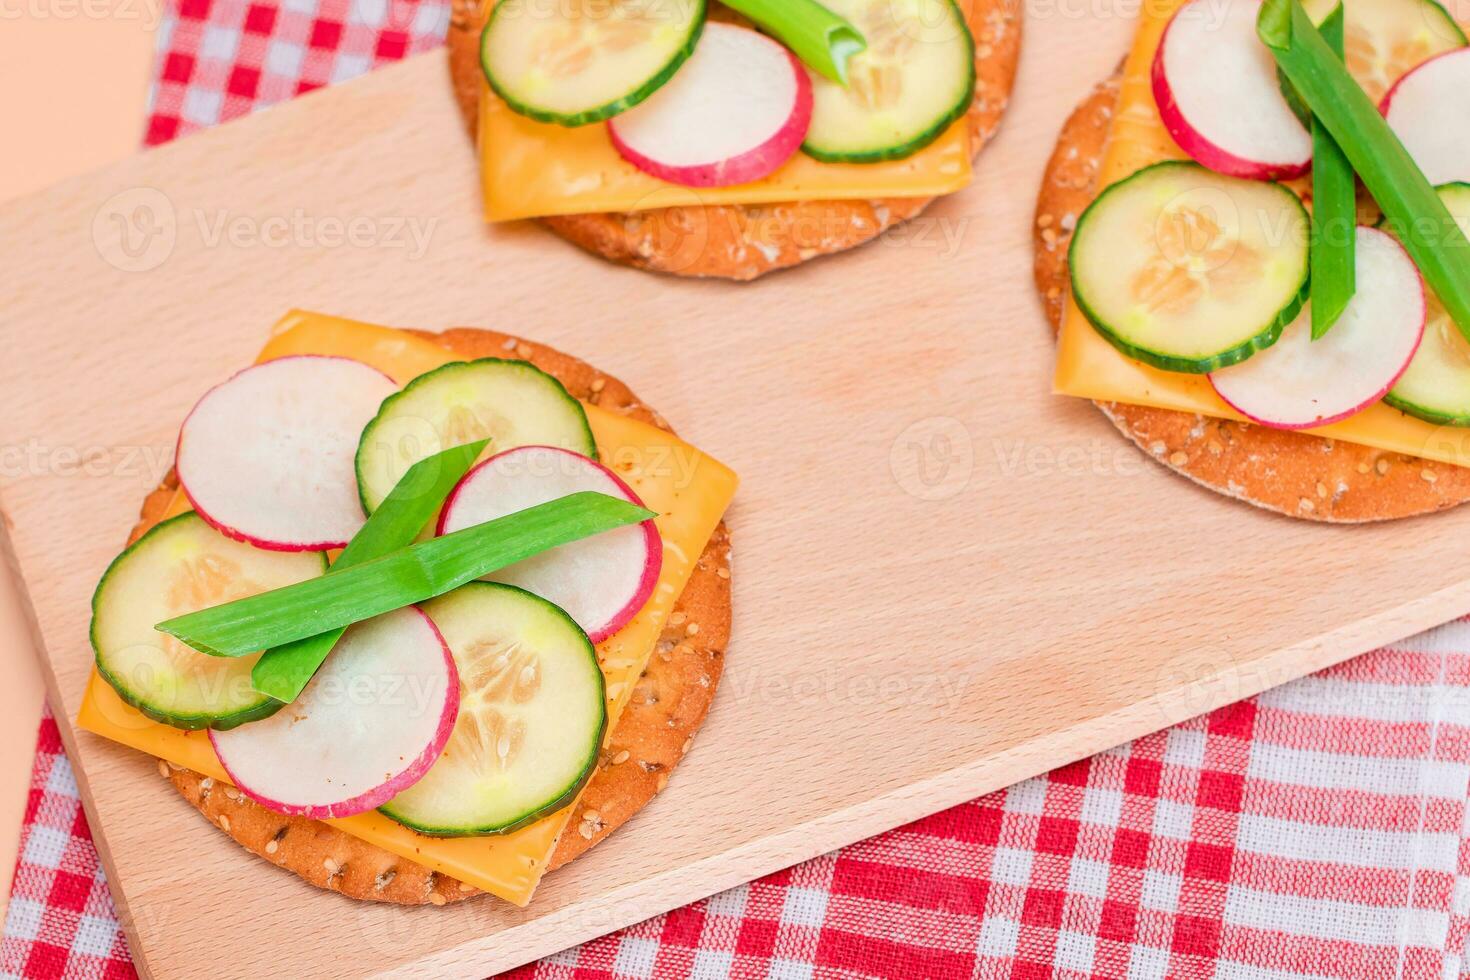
477,1,975,221
77,310,739,906
1052,0,1470,468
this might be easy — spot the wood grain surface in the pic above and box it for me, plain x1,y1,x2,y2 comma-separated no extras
5,16,1470,979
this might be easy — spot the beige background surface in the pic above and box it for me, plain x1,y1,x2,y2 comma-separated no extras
0,7,156,918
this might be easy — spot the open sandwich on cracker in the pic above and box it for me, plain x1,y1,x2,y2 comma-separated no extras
447,0,1021,278
1039,0,1470,521
78,311,737,907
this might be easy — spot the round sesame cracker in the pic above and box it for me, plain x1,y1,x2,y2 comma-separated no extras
1035,78,1470,522
143,327,732,904
447,0,1021,280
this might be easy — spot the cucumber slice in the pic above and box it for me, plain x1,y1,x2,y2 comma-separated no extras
1385,184,1470,424
355,358,596,514
91,514,326,731
481,0,706,127
1302,0,1467,101
1068,161,1310,374
801,0,975,163
378,583,606,836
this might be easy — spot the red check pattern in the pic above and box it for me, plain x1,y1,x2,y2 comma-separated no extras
1,713,133,980
144,0,449,145
7,1,1470,976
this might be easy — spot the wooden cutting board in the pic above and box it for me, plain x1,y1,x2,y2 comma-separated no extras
6,13,1470,978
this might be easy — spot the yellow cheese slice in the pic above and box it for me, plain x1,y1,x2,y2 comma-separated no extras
477,2,975,221
77,310,738,906
1052,0,1470,468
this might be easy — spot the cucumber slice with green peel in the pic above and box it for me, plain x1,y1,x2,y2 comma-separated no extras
91,514,327,731
801,0,975,163
1068,161,1311,374
378,583,607,836
355,358,596,514
481,0,706,127
1301,0,1467,102
1385,184,1470,424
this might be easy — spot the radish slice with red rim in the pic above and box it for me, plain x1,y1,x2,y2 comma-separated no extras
437,446,661,643
1153,0,1313,180
1383,48,1470,186
608,22,812,188
209,606,458,820
177,356,396,552
1209,227,1426,429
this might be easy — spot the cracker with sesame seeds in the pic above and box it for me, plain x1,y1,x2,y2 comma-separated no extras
1035,79,1470,522
446,0,1021,281
140,327,731,904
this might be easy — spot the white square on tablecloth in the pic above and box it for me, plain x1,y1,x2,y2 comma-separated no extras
348,0,388,25
182,87,223,128
1005,779,1047,815
72,914,119,958
199,23,241,63
1080,787,1123,828
707,883,748,919
1151,799,1193,841
1163,729,1207,770
977,915,1019,958
990,847,1034,886
264,40,305,80
410,1,448,35
1054,929,1096,973
612,936,658,978
1139,869,1181,912
44,757,77,799
691,949,734,979
152,14,175,59
4,898,44,942
1067,858,1110,900
543,946,580,967
1126,943,1168,980
330,53,373,85
779,886,829,928
21,824,71,870
768,958,815,980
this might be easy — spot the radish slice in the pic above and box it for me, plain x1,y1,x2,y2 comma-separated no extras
437,446,661,643
1209,227,1426,429
1383,48,1470,186
209,606,458,819
177,356,396,552
608,22,812,188
1153,0,1313,180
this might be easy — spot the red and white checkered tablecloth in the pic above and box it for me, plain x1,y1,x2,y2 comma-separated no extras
9,2,1470,976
